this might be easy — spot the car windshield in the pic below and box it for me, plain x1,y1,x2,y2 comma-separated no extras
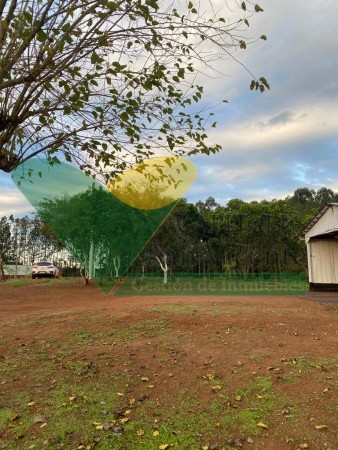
35,262,53,266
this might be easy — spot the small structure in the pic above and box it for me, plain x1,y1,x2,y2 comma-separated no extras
302,203,338,291
3,264,31,278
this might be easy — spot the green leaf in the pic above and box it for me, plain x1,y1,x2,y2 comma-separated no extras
241,2,246,11
260,35,267,40
91,51,103,65
23,12,33,23
146,0,159,10
37,30,48,43
103,1,118,10
239,40,246,49
259,77,270,89
255,4,264,12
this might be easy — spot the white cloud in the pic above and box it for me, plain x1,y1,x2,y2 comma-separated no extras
0,187,33,217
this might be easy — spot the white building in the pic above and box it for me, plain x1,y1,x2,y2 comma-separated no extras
303,203,338,290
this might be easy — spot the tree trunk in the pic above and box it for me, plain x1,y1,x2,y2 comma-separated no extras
112,255,121,278
155,252,168,285
89,241,95,279
0,256,6,281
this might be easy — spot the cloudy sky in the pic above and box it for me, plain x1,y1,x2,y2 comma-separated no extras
1,0,337,216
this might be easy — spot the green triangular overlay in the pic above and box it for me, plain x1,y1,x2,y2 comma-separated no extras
12,159,177,293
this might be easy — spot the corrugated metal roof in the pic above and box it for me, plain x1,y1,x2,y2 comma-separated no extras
301,203,338,238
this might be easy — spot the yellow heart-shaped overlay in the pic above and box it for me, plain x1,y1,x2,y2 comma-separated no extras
107,156,197,210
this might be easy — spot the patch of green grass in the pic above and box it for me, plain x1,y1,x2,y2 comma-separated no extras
73,329,97,345
109,318,172,341
149,303,201,315
0,357,22,375
9,279,30,287
282,356,338,371
279,357,338,384
0,408,17,430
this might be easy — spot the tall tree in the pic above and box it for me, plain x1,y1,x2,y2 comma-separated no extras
0,0,268,179
0,216,11,280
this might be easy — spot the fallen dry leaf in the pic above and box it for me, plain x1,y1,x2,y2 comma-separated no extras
137,429,144,436
153,430,159,437
159,444,170,450
299,444,309,449
120,418,129,425
315,424,328,430
116,392,124,397
141,377,149,382
27,401,37,407
257,421,268,429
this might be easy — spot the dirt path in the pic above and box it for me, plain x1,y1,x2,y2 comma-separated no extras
0,278,337,450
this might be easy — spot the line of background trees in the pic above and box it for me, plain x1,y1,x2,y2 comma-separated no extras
0,186,337,276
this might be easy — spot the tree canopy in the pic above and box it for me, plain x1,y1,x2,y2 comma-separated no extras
0,0,268,179
1,186,337,279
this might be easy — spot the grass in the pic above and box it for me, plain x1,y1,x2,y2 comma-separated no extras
0,296,337,450
7,279,31,287
108,318,173,341
3,276,78,288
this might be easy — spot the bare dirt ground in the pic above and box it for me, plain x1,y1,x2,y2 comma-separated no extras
0,278,337,450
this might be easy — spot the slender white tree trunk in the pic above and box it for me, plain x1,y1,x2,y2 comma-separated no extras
89,240,95,278
155,252,168,285
112,255,121,278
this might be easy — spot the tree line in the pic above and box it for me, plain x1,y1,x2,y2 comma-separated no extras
131,187,338,275
0,186,336,277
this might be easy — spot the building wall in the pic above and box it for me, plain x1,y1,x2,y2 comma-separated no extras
305,206,338,243
307,240,338,284
4,265,31,277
